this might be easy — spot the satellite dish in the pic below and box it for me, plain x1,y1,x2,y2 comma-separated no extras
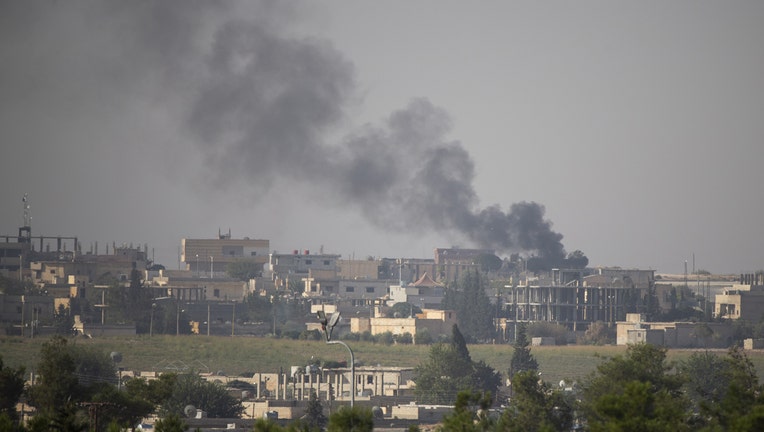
184,405,196,418
328,312,341,327
371,406,383,418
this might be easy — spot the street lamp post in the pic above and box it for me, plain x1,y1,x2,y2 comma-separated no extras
195,254,199,278
317,311,354,408
210,256,214,278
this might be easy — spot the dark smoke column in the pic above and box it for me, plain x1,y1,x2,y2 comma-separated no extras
184,17,568,261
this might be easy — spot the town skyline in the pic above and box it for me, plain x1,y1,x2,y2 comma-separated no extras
3,2,764,275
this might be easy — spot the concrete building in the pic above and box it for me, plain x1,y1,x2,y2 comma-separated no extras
434,247,493,282
616,313,735,348
350,309,457,343
268,250,340,289
388,272,445,309
182,231,269,278
714,274,764,321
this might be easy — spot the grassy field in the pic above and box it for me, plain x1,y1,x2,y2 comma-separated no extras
4,335,764,386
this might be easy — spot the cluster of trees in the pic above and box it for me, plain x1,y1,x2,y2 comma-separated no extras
414,325,502,405
0,336,243,431
433,335,764,432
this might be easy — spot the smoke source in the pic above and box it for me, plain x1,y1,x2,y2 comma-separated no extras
188,15,567,260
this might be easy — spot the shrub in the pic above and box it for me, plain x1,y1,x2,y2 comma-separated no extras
527,322,569,345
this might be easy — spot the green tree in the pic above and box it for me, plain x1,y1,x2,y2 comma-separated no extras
154,413,189,432
686,346,764,431
0,356,25,423
87,382,155,431
582,343,688,431
509,324,538,379
304,391,327,431
53,304,75,335
440,391,494,431
442,270,494,342
327,406,374,432
160,373,243,418
497,370,573,432
26,336,80,416
124,373,178,407
414,343,472,404
591,380,688,432
414,325,500,404
386,302,421,318
226,261,263,280
580,321,613,345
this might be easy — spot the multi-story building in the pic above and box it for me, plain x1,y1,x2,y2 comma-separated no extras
268,250,340,290
388,272,445,309
503,268,653,334
182,231,269,278
715,274,764,320
434,247,493,282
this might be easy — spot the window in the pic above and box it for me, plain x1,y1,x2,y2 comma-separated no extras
213,289,220,298
251,252,257,256
323,260,330,266
346,286,355,293
365,286,375,293
305,259,312,265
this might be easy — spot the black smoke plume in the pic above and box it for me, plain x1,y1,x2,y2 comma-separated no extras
188,16,567,261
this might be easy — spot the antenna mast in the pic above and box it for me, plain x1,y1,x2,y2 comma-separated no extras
22,193,31,227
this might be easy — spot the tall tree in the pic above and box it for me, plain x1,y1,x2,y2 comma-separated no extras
582,343,688,431
681,346,764,431
304,391,327,431
442,270,494,342
414,343,473,404
327,406,374,432
440,391,494,432
509,324,538,379
0,355,25,423
497,370,573,432
154,413,189,432
159,373,243,419
414,325,500,405
26,336,80,416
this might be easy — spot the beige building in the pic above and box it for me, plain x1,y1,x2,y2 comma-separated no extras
715,283,764,321
434,247,492,282
617,313,735,348
182,232,269,278
350,309,457,343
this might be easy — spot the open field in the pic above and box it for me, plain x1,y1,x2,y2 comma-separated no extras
4,335,764,385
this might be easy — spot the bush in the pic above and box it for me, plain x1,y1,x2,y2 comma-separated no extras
527,322,569,345
394,332,413,345
281,330,301,340
375,332,394,345
341,332,360,341
578,321,614,345
416,329,433,345
299,329,322,341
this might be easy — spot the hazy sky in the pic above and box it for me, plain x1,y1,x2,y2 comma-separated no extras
2,1,764,274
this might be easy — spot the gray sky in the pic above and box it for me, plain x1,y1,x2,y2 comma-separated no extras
2,1,764,274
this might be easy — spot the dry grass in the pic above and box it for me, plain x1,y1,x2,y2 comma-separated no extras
3,336,764,386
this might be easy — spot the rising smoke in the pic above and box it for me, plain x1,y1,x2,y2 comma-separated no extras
187,13,567,261
0,1,567,261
